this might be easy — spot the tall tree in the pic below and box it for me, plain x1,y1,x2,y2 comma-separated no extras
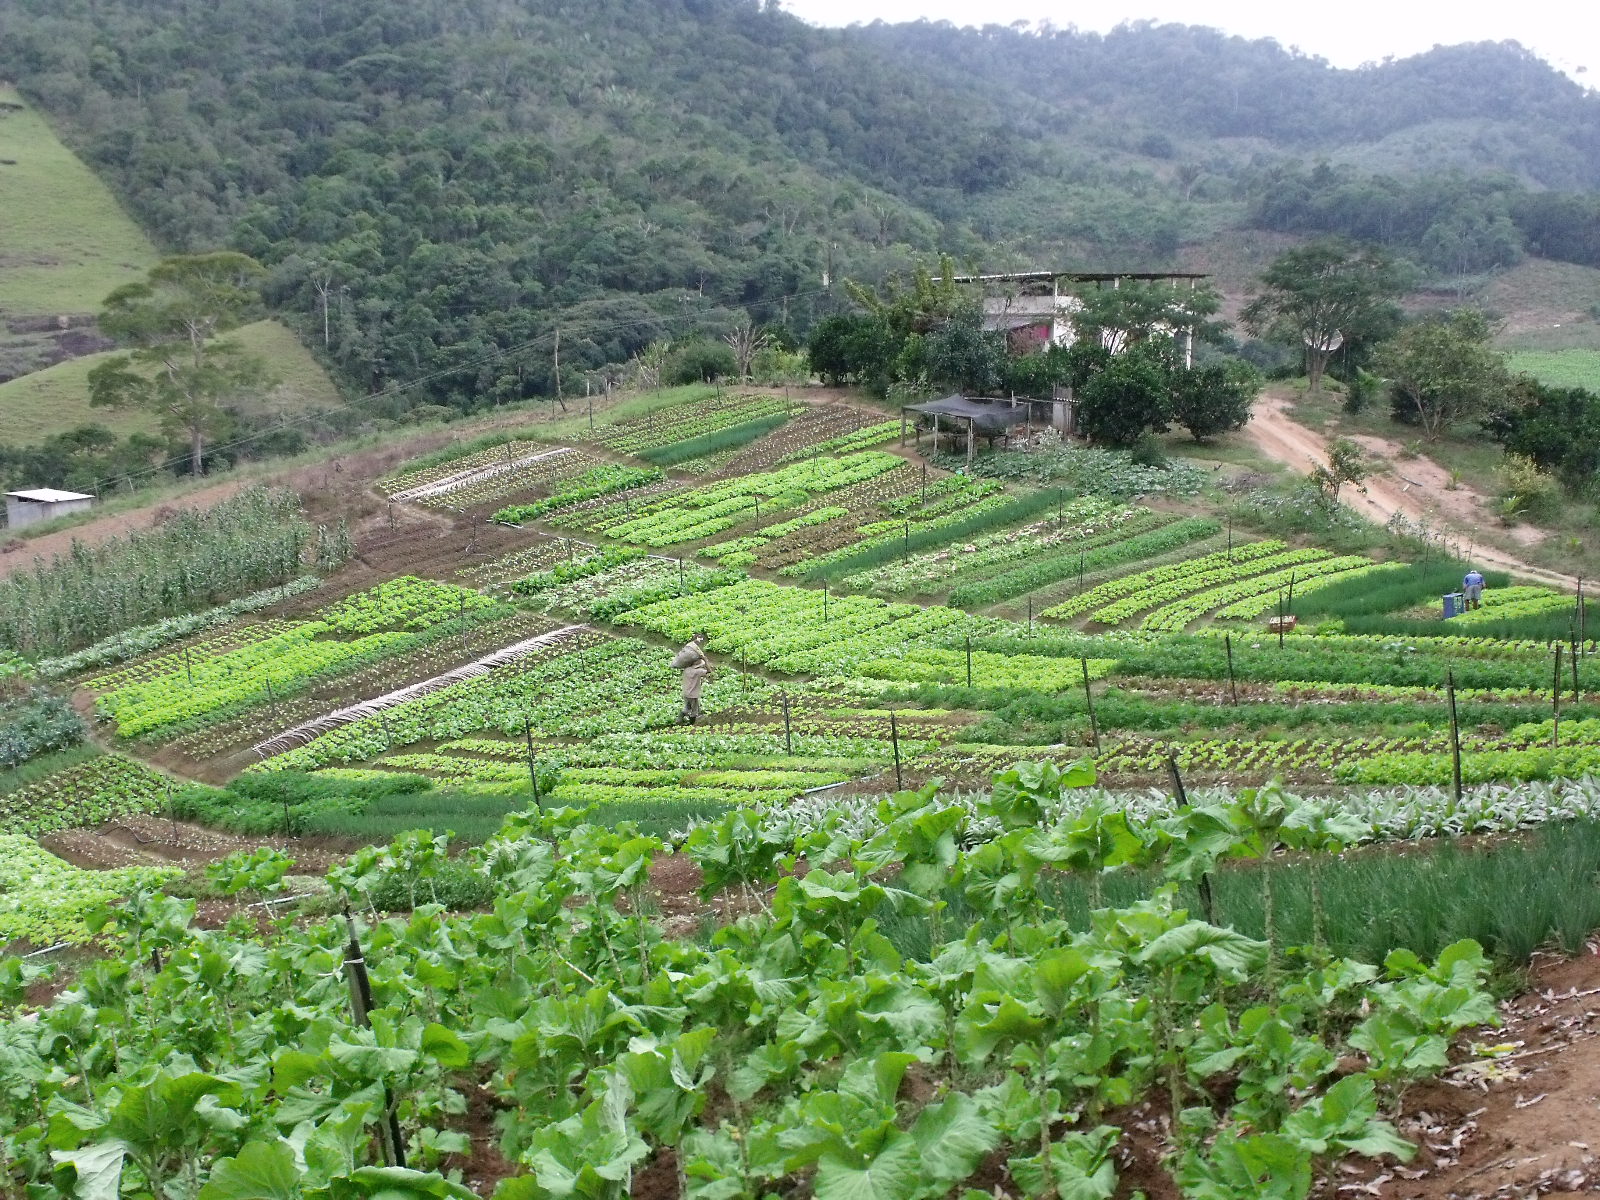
1376,309,1512,440
1242,240,1407,394
88,253,273,476
1068,279,1226,355
723,319,773,383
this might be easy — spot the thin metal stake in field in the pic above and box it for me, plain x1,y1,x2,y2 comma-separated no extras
1447,669,1463,807
1167,755,1214,924
524,720,542,809
890,709,903,789
1224,634,1238,705
1554,645,1563,749
1081,657,1100,752
342,909,407,1169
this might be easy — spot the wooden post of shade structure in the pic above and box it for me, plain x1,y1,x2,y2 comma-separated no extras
1277,592,1286,650
1027,595,1033,638
678,557,685,593
264,674,280,719
1446,668,1463,808
781,692,793,755
184,647,193,686
1572,632,1581,701
965,634,973,688
889,709,903,789
966,416,975,467
1081,657,1100,752
1225,634,1238,705
379,713,395,751
823,582,829,623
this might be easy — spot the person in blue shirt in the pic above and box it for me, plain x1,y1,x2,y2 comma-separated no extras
1462,569,1486,610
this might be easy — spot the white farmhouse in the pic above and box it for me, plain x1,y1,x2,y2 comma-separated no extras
4,488,95,529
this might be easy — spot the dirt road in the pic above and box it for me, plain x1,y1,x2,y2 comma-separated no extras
1244,394,1579,589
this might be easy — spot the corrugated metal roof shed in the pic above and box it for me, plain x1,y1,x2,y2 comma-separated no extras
5,488,96,502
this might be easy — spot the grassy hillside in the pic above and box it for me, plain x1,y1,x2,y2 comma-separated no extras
1479,258,1600,350
0,84,157,380
0,320,345,444
1507,349,1600,391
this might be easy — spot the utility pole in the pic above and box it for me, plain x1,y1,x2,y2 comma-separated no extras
552,325,567,412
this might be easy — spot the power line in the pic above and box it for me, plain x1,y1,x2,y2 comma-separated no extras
83,281,837,495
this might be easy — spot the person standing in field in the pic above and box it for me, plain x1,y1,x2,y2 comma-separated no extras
1462,568,1486,610
672,631,712,724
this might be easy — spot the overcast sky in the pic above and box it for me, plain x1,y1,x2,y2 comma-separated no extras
778,1,1596,82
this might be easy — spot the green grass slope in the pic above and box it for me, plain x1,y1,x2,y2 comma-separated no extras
0,320,345,444
0,84,156,363
1507,349,1600,391
1481,258,1600,351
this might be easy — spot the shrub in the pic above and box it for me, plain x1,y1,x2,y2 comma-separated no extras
1495,453,1563,524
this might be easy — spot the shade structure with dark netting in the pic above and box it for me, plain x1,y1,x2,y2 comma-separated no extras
900,395,1052,463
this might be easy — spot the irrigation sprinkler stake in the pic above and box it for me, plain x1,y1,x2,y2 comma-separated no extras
1446,669,1463,809
1081,657,1100,752
823,582,829,624
1224,634,1238,705
890,709,903,789
183,646,193,687
379,713,395,752
677,557,685,593
166,781,179,848
525,720,542,809
342,908,407,1169
1277,591,1286,650
264,673,280,718
781,692,793,755
1572,632,1582,702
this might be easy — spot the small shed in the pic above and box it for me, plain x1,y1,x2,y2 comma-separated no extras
899,395,1050,464
4,488,95,529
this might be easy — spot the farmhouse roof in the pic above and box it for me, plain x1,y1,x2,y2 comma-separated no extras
952,270,1209,283
5,488,95,502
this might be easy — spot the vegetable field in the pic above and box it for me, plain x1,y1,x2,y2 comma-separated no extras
4,384,1599,1200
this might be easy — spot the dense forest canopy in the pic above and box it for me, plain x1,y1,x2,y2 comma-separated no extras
2,0,1599,421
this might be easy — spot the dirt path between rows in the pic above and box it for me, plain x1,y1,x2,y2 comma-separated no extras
1244,393,1578,589
1366,940,1600,1199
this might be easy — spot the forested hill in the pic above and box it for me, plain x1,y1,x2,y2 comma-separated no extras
2,0,1599,414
